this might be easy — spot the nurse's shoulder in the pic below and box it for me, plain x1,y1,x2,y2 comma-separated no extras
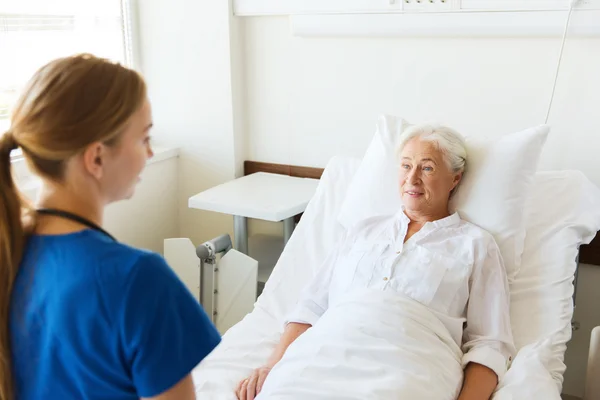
86,231,222,398
85,231,176,288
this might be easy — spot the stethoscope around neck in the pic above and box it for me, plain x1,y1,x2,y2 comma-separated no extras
36,208,116,242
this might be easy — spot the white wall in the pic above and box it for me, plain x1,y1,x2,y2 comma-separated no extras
135,0,245,247
242,17,600,397
244,17,600,184
104,156,179,253
15,155,179,254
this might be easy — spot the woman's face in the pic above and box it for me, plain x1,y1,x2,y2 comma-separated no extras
100,99,154,203
399,138,461,217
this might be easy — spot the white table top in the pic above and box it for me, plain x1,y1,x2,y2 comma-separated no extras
188,172,320,222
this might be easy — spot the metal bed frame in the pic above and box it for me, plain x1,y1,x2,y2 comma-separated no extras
195,234,234,323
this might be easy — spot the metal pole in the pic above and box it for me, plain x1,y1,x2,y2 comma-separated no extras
199,259,216,323
283,217,295,245
233,215,248,254
199,258,204,305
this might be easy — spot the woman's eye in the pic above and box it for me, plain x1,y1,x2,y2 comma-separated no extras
423,166,433,172
402,164,411,170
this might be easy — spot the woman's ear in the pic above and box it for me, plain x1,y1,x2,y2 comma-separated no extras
81,142,106,180
451,171,463,191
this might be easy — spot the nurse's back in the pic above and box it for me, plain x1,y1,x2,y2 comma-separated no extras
0,54,220,400
11,230,219,399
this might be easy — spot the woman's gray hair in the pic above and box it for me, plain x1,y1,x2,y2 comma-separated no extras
395,124,467,174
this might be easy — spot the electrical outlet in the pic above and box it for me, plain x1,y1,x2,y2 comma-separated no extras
402,0,460,11
577,0,600,9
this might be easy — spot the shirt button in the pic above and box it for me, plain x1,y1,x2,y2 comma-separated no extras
383,277,389,281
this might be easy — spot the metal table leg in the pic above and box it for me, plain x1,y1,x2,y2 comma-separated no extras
233,215,248,254
283,217,295,245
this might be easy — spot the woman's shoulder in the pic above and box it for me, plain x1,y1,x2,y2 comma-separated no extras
454,218,498,248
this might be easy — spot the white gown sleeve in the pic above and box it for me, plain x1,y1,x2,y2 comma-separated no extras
461,235,516,381
284,236,345,327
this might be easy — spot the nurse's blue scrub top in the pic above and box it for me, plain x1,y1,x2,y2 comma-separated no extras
10,229,221,399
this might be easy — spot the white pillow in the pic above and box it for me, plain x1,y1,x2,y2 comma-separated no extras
336,115,407,226
337,114,549,281
256,155,362,324
510,171,600,387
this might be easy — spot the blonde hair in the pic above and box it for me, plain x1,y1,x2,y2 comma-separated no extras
0,54,146,400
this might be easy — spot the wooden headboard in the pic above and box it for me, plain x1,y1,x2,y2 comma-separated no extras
244,160,600,266
244,161,324,180
580,236,600,266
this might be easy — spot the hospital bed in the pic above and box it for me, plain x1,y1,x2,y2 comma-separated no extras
184,155,600,399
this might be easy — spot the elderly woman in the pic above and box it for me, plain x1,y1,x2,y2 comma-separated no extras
237,125,515,400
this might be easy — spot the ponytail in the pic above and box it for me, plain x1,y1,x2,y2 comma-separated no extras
0,54,146,400
0,132,25,400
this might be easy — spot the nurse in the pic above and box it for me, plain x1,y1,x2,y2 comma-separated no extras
0,54,220,399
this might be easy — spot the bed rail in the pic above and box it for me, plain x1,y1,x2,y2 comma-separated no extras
197,235,233,322
164,236,258,333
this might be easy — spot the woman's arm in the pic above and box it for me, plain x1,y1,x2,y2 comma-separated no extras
237,236,346,400
237,235,349,400
460,236,516,398
457,363,498,400
266,322,312,367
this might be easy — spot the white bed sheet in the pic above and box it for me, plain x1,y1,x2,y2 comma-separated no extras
193,155,600,399
256,289,464,400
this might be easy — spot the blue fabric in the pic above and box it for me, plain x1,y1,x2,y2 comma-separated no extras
10,230,221,399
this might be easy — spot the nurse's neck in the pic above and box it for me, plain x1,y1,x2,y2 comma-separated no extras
35,180,104,235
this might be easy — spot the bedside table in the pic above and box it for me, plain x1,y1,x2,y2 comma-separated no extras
189,172,320,254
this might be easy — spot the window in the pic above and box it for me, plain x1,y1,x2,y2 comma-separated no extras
0,0,133,134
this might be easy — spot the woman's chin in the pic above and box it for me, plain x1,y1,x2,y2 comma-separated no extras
118,185,138,201
402,197,424,210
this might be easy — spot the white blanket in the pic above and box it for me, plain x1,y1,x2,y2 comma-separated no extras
493,339,562,400
256,289,464,400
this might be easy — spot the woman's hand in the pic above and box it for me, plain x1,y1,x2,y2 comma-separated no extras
236,366,272,400
235,323,311,400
